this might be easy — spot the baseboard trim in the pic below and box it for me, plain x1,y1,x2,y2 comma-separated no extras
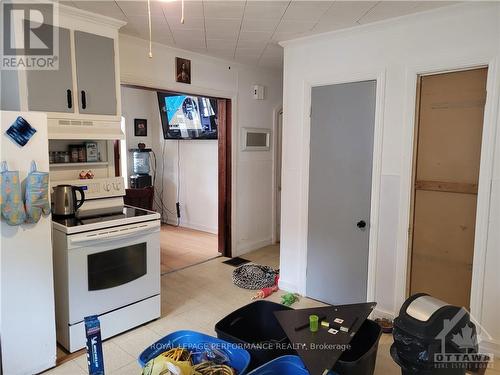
372,307,397,320
165,219,217,234
479,338,500,358
278,279,299,294
235,238,273,257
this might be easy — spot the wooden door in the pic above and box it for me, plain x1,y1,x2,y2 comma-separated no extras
409,68,488,308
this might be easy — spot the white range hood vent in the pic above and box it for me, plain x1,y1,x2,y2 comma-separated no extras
48,117,124,140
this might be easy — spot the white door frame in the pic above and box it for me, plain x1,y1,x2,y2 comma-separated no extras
297,71,386,300
394,58,499,325
272,107,283,244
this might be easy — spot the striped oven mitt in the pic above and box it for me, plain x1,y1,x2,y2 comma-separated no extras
25,161,50,223
0,161,26,225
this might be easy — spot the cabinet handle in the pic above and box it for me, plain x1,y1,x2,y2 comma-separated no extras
66,89,72,109
81,90,87,109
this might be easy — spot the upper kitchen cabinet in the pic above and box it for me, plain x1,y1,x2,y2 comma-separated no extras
27,27,74,113
5,4,126,140
74,31,117,116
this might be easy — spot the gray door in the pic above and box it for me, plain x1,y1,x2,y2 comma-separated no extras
74,31,117,115
306,81,376,304
27,27,73,113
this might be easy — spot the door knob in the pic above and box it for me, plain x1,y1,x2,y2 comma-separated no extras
356,220,367,229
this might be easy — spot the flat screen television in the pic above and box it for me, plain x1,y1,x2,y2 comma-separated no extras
157,92,218,140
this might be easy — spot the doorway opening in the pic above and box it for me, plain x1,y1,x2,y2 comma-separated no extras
119,85,232,274
407,67,488,309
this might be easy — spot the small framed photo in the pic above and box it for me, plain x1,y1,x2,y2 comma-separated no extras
176,57,191,84
134,119,147,137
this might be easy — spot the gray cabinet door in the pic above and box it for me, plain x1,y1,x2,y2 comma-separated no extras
74,31,117,115
27,27,74,113
306,80,376,305
1,70,21,111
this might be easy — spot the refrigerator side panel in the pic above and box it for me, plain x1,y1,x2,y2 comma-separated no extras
0,111,57,374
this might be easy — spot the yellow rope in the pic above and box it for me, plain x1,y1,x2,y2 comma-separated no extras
193,362,235,375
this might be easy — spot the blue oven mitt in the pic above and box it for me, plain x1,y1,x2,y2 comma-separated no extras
0,161,27,225
25,161,50,223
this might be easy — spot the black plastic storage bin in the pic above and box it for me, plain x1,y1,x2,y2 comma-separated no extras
333,319,382,375
215,301,296,370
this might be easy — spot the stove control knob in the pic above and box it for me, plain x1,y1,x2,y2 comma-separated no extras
104,183,111,192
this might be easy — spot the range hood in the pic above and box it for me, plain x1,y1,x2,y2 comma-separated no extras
48,117,124,140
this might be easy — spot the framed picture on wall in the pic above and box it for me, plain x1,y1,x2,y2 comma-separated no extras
176,57,191,84
134,119,148,137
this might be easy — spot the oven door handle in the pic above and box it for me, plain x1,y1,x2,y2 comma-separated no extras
69,223,158,245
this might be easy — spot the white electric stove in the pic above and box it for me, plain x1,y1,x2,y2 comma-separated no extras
51,177,161,352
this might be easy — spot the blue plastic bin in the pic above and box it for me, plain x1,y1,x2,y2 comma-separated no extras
138,330,251,374
247,356,309,375
247,356,338,375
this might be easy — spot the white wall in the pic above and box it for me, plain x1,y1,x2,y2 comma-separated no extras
121,86,219,233
119,35,283,254
280,3,500,352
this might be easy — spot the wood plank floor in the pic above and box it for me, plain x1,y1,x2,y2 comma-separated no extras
160,224,219,274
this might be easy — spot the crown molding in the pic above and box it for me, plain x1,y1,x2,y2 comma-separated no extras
56,1,127,30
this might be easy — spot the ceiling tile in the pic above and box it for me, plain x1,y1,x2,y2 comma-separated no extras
168,17,205,31
242,18,279,32
283,1,333,21
272,31,306,42
171,28,205,40
115,0,163,17
205,18,241,39
237,39,268,50
203,1,245,19
316,1,377,29
275,19,316,34
357,1,423,24
207,38,236,50
204,17,241,32
238,30,273,42
72,1,128,21
163,1,205,19
243,2,289,19
125,15,173,40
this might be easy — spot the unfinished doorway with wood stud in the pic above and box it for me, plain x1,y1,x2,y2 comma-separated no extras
408,68,488,309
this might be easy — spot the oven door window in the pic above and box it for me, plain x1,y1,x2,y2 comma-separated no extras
88,242,147,291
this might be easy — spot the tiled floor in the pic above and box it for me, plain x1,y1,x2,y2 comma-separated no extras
160,224,219,274
45,244,499,374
